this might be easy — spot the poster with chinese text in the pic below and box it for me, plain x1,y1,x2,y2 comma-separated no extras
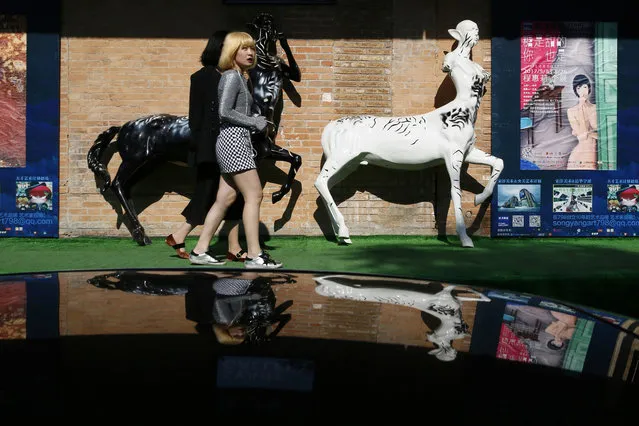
520,22,617,172
0,2,60,238
492,18,639,238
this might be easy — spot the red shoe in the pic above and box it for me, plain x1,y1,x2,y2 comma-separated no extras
165,234,189,259
226,249,247,262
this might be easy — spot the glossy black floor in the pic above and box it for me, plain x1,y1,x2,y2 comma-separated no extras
2,334,636,421
0,269,636,421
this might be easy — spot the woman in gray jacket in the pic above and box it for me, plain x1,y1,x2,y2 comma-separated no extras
190,31,282,269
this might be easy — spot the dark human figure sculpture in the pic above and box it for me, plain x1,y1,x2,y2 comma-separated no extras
87,13,302,246
247,12,302,184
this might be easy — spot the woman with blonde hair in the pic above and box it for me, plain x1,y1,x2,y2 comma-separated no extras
189,31,282,269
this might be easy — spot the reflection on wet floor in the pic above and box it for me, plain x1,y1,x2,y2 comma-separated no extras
61,271,481,359
32,269,629,381
0,269,636,378
1,269,637,419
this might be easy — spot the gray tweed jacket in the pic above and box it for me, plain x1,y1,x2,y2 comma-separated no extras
218,69,267,131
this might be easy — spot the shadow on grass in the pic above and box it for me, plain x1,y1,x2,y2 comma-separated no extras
313,238,639,318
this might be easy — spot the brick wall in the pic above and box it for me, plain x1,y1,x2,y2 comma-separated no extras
60,0,493,241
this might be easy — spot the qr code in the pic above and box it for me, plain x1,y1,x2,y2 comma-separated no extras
512,215,524,227
529,215,541,227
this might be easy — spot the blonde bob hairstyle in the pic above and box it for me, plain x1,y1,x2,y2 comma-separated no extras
212,324,246,345
218,31,257,71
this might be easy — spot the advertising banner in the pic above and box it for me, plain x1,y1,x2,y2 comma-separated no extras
0,3,60,238
492,20,639,237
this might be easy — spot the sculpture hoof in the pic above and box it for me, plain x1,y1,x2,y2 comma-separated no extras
132,229,149,246
272,191,284,204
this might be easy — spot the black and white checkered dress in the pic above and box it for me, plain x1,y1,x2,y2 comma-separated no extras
212,278,255,326
213,278,252,296
216,123,256,174
215,69,263,174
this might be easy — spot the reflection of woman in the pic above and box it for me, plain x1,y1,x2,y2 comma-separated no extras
210,274,259,344
566,74,598,170
186,272,280,345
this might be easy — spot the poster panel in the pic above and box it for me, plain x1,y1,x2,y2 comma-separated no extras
0,3,60,238
519,22,617,172
492,20,639,237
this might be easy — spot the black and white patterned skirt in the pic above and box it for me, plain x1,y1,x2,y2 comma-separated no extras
216,123,256,174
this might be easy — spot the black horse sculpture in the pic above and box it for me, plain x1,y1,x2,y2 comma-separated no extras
87,13,302,246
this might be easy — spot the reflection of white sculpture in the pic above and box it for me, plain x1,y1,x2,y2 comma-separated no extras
313,275,491,362
314,20,503,248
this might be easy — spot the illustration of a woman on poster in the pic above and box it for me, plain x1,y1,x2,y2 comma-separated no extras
566,74,598,170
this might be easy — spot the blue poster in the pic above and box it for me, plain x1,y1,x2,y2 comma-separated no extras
492,18,639,237
0,1,60,238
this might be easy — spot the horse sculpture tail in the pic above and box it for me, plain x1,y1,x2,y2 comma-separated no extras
87,126,121,193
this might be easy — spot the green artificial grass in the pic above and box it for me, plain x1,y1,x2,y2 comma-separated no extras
1,235,638,318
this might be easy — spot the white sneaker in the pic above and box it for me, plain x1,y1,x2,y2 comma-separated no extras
244,252,282,269
189,251,225,266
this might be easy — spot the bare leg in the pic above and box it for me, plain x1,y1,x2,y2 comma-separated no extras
171,222,193,245
166,221,194,258
192,176,237,255
226,220,244,256
231,169,263,258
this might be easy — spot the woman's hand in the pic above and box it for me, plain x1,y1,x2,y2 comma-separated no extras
254,116,268,131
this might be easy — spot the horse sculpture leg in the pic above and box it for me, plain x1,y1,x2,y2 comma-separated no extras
110,160,153,246
314,152,364,244
464,147,504,205
266,145,302,204
444,149,474,248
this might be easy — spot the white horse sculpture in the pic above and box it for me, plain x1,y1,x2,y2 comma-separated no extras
313,275,491,361
314,20,503,248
